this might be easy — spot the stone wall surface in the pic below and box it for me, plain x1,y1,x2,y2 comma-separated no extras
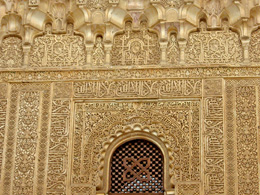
0,0,260,195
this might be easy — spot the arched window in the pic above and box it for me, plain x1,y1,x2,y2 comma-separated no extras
109,139,164,194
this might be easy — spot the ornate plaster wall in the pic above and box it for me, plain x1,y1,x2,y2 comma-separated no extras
0,0,259,195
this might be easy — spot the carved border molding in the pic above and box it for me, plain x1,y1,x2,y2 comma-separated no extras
1,67,260,82
225,79,260,195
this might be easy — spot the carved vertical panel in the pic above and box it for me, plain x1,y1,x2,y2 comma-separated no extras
46,82,72,195
1,84,51,195
167,34,179,64
225,80,260,195
47,100,70,194
204,98,224,194
0,83,7,180
225,80,237,195
0,37,23,68
92,36,105,66
0,100,7,179
13,91,41,194
203,78,224,194
249,29,260,62
236,86,259,194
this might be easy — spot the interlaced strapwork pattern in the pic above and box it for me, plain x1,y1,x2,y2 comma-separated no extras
109,139,164,194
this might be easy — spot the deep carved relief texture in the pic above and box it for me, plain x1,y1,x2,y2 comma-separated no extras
0,37,23,68
0,1,260,195
250,28,260,63
225,79,260,195
72,100,200,194
186,26,243,64
29,32,85,67
111,22,161,66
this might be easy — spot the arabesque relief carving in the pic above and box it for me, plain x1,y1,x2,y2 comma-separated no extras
72,100,200,194
0,37,23,68
167,34,179,64
185,21,243,65
177,183,200,195
225,79,260,195
0,99,7,179
0,0,259,69
92,36,105,66
29,24,85,68
1,84,51,195
249,28,260,63
111,21,161,66
0,1,260,195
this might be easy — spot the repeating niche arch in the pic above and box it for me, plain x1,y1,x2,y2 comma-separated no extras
92,35,105,66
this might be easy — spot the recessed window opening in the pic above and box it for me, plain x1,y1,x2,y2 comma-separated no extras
109,139,164,195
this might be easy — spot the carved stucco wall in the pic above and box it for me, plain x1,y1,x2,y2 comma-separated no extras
0,0,260,195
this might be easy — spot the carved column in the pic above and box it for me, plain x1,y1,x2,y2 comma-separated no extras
179,40,186,64
241,39,250,64
23,45,31,67
160,41,168,65
104,43,112,66
85,44,93,67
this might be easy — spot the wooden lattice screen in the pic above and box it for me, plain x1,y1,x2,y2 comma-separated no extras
109,139,164,195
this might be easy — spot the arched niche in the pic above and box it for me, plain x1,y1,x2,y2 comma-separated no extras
96,130,175,195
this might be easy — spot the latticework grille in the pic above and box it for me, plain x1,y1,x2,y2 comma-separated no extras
109,139,164,194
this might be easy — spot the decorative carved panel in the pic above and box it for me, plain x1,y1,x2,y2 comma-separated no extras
177,183,200,195
0,1,260,194
0,37,23,68
29,30,85,68
0,99,7,179
47,99,70,194
204,79,222,96
204,97,224,194
167,34,179,64
74,79,202,98
1,84,51,195
249,28,260,62
92,36,105,66
225,79,260,195
0,68,260,82
186,24,243,64
72,100,201,194
86,0,110,10
111,22,161,66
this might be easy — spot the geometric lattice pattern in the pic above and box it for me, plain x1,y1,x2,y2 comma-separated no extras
110,139,164,194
